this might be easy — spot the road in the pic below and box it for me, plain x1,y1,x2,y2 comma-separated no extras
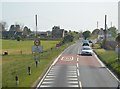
36,40,120,88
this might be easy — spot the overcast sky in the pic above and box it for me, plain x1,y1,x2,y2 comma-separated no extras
1,0,119,32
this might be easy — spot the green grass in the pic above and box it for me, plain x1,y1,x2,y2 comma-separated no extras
2,40,74,87
94,48,120,79
1,40,59,55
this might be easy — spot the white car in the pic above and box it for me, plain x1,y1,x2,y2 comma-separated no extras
82,40,89,43
80,46,93,56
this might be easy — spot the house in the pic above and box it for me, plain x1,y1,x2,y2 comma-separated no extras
37,32,49,38
52,26,64,39
2,31,23,39
97,28,113,41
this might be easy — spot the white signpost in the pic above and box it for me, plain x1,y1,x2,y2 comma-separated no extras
32,46,43,53
32,39,43,67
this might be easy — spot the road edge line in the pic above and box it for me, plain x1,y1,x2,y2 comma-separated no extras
94,52,120,83
36,53,62,88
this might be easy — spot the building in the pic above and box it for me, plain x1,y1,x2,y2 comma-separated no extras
52,26,64,39
97,28,113,41
2,31,23,39
37,32,49,38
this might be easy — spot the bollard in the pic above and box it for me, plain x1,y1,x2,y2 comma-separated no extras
28,66,31,75
15,75,19,85
35,60,38,67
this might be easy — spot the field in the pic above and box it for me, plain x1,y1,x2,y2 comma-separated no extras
2,40,73,87
1,40,59,55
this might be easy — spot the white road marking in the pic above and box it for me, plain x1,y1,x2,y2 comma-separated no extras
67,78,78,81
77,69,80,76
36,53,62,88
106,68,120,82
61,56,74,61
77,63,79,68
68,85,79,87
42,81,54,84
67,71,76,73
77,58,79,62
94,52,120,82
47,73,56,76
40,85,52,87
46,76,56,78
44,78,55,81
79,81,82,89
94,52,105,67
67,75,77,78
68,81,78,84
67,73,77,75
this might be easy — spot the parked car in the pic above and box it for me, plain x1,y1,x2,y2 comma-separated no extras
80,46,93,56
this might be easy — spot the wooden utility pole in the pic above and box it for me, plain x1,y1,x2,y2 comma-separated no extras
104,15,107,49
35,15,38,38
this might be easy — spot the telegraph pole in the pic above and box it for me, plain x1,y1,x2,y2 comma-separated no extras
104,15,107,49
35,14,38,38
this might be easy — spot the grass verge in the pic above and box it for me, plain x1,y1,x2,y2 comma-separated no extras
2,40,74,87
94,46,120,80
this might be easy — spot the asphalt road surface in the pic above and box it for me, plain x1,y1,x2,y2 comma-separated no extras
36,40,120,88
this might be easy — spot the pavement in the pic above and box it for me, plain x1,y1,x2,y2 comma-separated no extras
36,40,120,88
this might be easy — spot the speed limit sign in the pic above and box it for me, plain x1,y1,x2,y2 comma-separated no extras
34,39,40,46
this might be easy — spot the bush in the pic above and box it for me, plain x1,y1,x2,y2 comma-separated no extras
16,36,21,41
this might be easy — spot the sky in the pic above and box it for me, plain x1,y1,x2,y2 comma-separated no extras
1,0,119,32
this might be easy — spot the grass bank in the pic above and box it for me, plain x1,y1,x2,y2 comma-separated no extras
2,40,74,87
93,44,120,79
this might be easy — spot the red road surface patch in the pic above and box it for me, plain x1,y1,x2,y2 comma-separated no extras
78,55,102,67
55,54,78,65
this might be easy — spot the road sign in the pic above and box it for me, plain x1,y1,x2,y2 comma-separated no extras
115,47,120,53
32,46,43,53
34,39,40,46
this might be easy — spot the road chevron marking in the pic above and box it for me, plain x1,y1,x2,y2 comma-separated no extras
36,53,63,88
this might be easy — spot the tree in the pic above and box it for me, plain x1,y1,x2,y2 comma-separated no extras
16,35,21,41
15,24,21,32
9,24,23,32
82,30,91,39
108,26,117,37
0,21,7,31
9,25,16,31
22,26,32,39
92,29,100,35
116,33,120,46
63,34,74,43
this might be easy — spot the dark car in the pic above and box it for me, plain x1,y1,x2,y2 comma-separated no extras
82,43,89,46
89,40,93,43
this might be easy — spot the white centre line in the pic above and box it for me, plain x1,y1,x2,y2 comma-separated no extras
77,63,79,68
77,58,79,62
77,69,80,76
79,81,82,89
